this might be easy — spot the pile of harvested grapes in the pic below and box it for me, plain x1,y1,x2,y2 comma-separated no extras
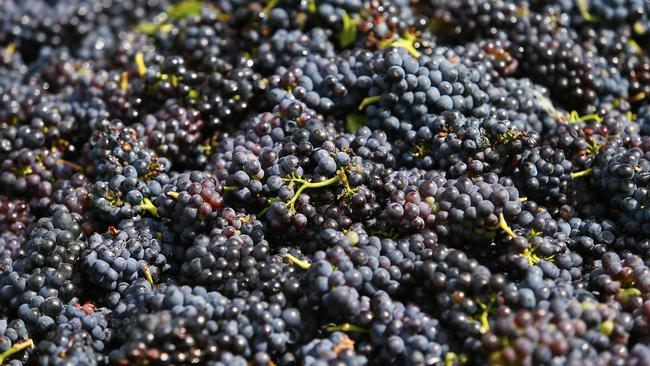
3,0,650,364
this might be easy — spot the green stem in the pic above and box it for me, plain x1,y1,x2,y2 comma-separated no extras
0,339,33,364
286,174,341,212
571,168,593,179
259,197,279,217
522,246,541,267
120,71,129,91
576,0,600,23
223,185,238,192
380,32,421,58
18,166,33,176
166,191,179,199
567,110,602,124
337,169,357,198
445,352,467,366
283,254,311,270
135,52,147,77
475,295,495,334
140,197,158,217
577,114,602,123
326,323,371,334
142,265,155,286
358,95,381,111
6,43,15,57
262,0,279,15
632,92,646,102
497,213,517,239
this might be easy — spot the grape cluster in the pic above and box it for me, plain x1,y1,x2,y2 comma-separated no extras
82,219,169,290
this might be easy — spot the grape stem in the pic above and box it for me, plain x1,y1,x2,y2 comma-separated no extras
567,110,602,124
336,168,357,199
325,323,370,334
444,352,467,366
497,213,517,239
285,170,352,212
358,95,381,110
576,0,599,23
0,339,33,364
476,295,495,333
142,265,155,286
287,174,339,211
120,71,129,91
223,185,238,192
5,43,15,58
135,52,147,77
632,92,646,102
522,246,541,267
522,244,556,267
570,168,592,179
139,197,158,217
258,197,279,217
283,254,311,270
380,31,421,58
262,0,279,16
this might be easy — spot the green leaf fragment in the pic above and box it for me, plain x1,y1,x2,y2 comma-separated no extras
346,114,368,134
167,0,204,19
159,23,174,33
135,22,161,35
136,1,204,35
338,11,360,48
